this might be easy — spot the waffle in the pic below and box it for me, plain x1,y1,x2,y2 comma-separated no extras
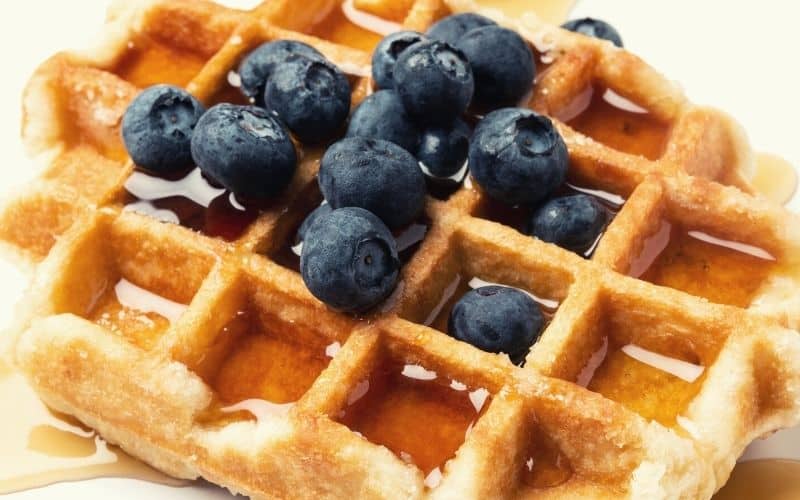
2,0,800,498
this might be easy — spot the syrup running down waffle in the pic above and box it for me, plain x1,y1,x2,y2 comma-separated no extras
2,0,800,498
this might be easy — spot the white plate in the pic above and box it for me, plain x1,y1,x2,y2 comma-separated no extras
0,1,797,498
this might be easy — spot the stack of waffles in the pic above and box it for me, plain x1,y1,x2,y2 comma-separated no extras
2,0,800,498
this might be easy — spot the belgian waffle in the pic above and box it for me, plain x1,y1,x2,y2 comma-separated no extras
3,0,800,498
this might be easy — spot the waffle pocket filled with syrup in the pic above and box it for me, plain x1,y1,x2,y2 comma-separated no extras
3,0,800,499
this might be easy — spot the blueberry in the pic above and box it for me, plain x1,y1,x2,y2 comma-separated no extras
190,104,296,199
527,194,609,255
448,286,543,364
426,13,496,45
319,137,426,229
296,202,332,244
372,31,427,89
455,26,535,109
121,85,205,175
561,18,623,47
301,207,400,313
346,90,420,152
238,40,325,104
417,119,470,178
393,40,474,126
264,57,351,143
469,108,568,205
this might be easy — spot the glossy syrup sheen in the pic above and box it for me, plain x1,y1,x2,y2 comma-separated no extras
633,222,777,308
123,167,265,242
200,311,333,406
0,361,181,494
88,278,185,351
521,431,573,489
311,2,383,52
586,340,704,427
477,181,624,258
563,86,671,160
112,35,208,88
337,361,490,477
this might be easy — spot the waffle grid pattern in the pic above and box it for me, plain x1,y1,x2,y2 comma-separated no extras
3,0,800,498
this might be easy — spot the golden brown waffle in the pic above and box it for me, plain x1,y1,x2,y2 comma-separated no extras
3,0,800,498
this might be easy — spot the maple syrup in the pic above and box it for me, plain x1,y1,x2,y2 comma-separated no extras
206,70,252,107
478,0,577,25
197,310,334,409
336,360,491,482
311,0,385,52
520,430,573,489
561,86,671,160
112,35,208,88
630,221,777,308
751,152,798,206
477,180,624,257
582,337,706,427
123,167,270,242
0,362,182,494
713,460,800,500
88,278,187,350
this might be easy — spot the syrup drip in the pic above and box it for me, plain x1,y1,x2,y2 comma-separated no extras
0,362,182,494
751,152,798,206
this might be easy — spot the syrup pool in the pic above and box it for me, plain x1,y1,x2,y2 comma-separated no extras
560,86,671,160
194,310,337,420
336,360,491,484
88,278,187,351
580,338,706,427
520,431,573,490
0,359,182,494
629,221,778,308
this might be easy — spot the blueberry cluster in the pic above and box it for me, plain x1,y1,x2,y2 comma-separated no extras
121,40,353,200
120,13,624,355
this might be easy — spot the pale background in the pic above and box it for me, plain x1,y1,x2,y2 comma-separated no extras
0,0,798,498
